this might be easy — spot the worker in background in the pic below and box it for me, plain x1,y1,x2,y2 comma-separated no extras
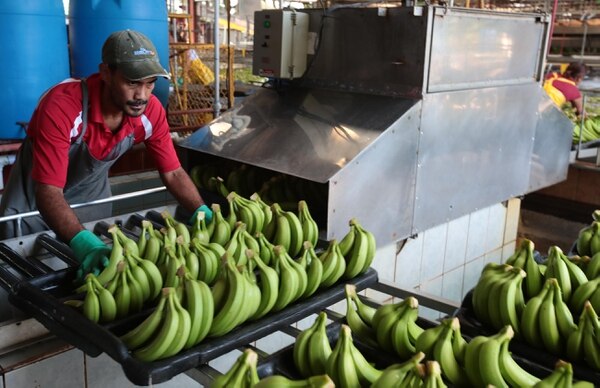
0,30,212,280
543,62,587,117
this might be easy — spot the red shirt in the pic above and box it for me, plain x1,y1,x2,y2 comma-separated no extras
27,74,180,188
545,72,581,102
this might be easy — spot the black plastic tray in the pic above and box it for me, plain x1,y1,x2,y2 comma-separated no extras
0,237,378,386
256,315,553,382
455,289,600,383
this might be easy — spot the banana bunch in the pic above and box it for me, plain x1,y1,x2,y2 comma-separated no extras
326,324,383,387
227,191,266,236
175,236,200,281
270,245,308,311
336,218,376,280
265,203,304,258
179,275,214,349
161,210,191,245
464,325,540,387
123,250,163,302
250,192,273,233
371,352,425,387
533,360,594,388
566,301,600,370
138,220,162,264
124,287,191,362
317,239,346,288
298,200,319,248
247,249,279,320
570,276,600,315
521,278,577,356
207,203,232,246
576,210,600,256
343,283,377,347
190,237,225,286
224,222,255,266
374,296,424,359
415,318,469,386
544,246,588,304
297,242,323,299
471,263,526,334
255,232,275,266
208,255,259,337
253,374,334,388
190,209,211,244
293,311,332,377
112,226,164,303
505,239,544,299
80,274,117,323
210,348,260,388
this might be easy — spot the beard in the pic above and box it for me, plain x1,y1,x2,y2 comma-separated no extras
124,99,148,117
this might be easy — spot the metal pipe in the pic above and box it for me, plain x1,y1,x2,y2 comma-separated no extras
0,186,168,232
546,0,559,55
213,0,221,119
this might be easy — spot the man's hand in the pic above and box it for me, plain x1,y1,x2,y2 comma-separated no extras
69,230,111,282
190,204,213,225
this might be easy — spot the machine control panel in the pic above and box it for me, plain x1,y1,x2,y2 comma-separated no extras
252,10,309,79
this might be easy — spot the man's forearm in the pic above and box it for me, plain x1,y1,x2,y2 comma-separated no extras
160,166,204,213
35,183,84,242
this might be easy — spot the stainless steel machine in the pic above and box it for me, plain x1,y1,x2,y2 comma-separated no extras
179,5,573,248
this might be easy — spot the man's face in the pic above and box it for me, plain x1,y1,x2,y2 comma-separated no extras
106,68,157,117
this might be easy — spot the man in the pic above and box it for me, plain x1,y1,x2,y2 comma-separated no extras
0,30,211,279
543,62,587,117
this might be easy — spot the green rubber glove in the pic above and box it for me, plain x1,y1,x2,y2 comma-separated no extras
190,204,213,225
69,230,111,282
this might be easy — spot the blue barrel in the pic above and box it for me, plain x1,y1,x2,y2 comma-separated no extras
0,0,70,140
69,0,169,107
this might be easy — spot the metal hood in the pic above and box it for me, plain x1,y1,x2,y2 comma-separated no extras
179,5,572,247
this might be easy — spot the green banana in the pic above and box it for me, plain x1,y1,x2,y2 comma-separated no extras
344,285,377,347
208,256,247,337
306,312,332,376
464,335,488,387
370,352,425,388
90,275,117,323
326,325,361,388
521,280,550,346
253,375,334,388
478,326,513,388
301,242,323,299
183,276,214,348
498,336,540,387
271,245,300,311
160,288,192,358
538,279,562,355
120,293,167,350
133,288,180,362
249,252,279,320
298,200,319,249
82,276,100,323
432,318,469,386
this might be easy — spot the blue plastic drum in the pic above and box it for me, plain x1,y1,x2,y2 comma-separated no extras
0,0,70,139
68,0,169,106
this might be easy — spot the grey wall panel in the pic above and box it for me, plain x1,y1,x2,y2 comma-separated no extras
528,91,573,192
328,103,421,246
414,85,539,232
428,8,546,92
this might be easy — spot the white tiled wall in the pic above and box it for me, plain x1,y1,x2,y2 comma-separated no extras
379,198,521,308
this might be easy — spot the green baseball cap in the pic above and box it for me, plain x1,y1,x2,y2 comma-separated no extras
102,30,170,80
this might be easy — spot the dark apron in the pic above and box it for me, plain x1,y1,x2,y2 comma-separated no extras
0,79,135,239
